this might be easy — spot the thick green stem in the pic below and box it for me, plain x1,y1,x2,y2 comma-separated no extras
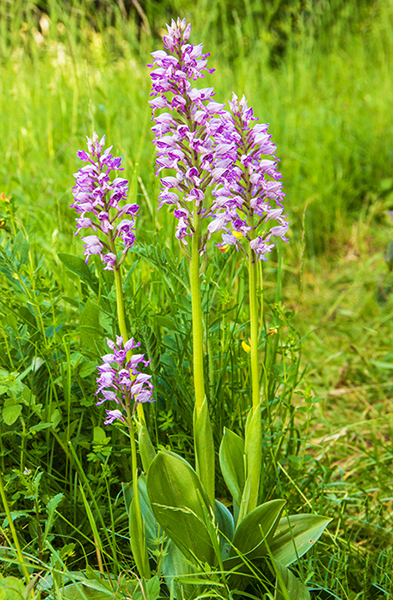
190,208,215,506
248,248,260,411
240,215,264,518
190,210,205,414
113,266,128,343
238,250,263,519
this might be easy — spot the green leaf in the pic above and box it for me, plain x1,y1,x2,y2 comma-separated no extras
162,541,197,600
215,500,235,561
93,426,110,445
146,450,215,565
2,511,30,528
2,404,22,425
238,405,262,521
43,493,64,543
193,398,215,505
138,424,156,473
219,427,245,506
29,422,52,433
272,560,311,600
123,475,162,551
145,576,160,600
79,300,102,352
270,514,332,566
0,576,25,600
58,253,98,294
13,230,30,265
230,499,286,559
60,582,114,599
130,496,151,578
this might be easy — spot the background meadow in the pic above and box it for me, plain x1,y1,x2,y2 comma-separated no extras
0,0,393,598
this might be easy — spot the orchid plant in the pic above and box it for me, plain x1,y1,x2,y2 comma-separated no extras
71,134,155,578
70,17,330,600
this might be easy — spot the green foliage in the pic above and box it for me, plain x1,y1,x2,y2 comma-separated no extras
230,500,286,560
219,427,245,509
193,398,215,506
0,575,26,600
270,514,333,567
145,445,329,597
147,450,215,565
272,559,311,600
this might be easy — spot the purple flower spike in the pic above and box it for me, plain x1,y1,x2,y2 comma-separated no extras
71,132,139,270
96,337,154,426
149,18,226,249
209,93,289,261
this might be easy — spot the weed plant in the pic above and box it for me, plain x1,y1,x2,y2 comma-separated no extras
0,1,392,599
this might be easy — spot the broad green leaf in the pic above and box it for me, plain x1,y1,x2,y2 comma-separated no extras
0,576,25,600
2,404,22,425
230,499,286,559
123,475,162,551
58,253,98,294
215,500,235,561
238,405,262,521
93,426,110,445
272,560,311,600
270,514,332,566
79,300,102,352
162,541,197,600
219,427,245,506
138,424,156,473
146,450,215,565
130,496,151,578
193,398,215,505
145,576,161,600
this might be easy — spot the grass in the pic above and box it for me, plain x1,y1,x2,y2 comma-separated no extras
0,0,393,597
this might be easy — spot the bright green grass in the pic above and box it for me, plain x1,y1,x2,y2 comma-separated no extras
1,1,393,597
0,0,392,255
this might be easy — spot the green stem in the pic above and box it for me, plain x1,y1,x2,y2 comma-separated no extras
190,209,205,414
0,472,33,593
113,263,128,343
190,208,215,506
111,245,146,426
128,410,151,579
248,247,260,411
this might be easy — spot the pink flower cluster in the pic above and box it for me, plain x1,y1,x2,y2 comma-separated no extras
208,93,289,260
150,20,290,261
149,18,226,247
96,336,154,425
71,132,139,270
